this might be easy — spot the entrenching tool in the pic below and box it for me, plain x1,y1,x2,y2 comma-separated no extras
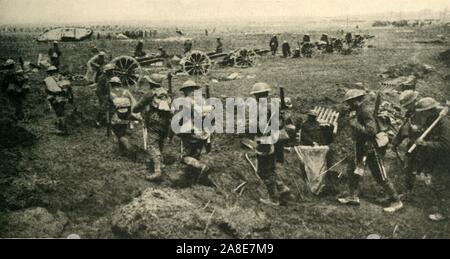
408,106,449,154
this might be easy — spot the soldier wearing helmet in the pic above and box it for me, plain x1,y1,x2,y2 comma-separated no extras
44,66,73,135
408,97,450,221
95,63,116,126
175,80,211,181
251,82,292,206
338,88,403,213
108,76,140,157
392,90,422,192
133,74,173,181
1,59,29,120
299,109,328,146
216,37,223,54
48,41,62,68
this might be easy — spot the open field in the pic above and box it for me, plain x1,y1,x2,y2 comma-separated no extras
1,21,450,238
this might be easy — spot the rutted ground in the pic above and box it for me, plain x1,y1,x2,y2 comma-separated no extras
1,24,449,238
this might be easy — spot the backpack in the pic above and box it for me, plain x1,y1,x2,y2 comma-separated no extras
110,88,132,121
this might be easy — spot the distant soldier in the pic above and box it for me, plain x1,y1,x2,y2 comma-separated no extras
269,35,279,55
320,34,329,43
95,63,116,126
1,59,30,120
302,34,311,43
184,39,193,54
44,66,73,135
333,38,343,52
292,47,301,58
250,82,291,206
407,98,450,221
216,37,223,54
281,41,291,58
338,89,403,213
177,80,211,177
108,77,140,156
134,40,147,58
48,41,62,68
133,74,172,181
345,32,353,45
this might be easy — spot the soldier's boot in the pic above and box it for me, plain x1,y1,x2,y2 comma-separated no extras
260,179,280,206
382,181,403,213
338,174,361,206
146,156,163,182
183,157,210,175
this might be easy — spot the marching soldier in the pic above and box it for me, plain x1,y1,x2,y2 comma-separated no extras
177,80,211,177
251,82,291,206
95,63,116,126
1,59,30,120
338,89,403,213
108,77,140,156
44,66,73,135
408,97,450,221
133,75,172,181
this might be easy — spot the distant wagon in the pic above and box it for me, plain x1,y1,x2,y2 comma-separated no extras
37,27,93,42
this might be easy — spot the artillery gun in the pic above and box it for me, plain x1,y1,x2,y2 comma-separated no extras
108,47,270,87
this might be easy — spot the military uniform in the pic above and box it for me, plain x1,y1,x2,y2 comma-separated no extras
216,39,223,54
2,66,29,120
269,36,279,55
44,68,73,134
108,77,138,155
95,64,115,125
48,46,62,68
133,81,172,180
251,83,291,206
177,80,211,176
339,89,402,212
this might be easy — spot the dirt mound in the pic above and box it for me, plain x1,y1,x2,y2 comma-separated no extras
111,188,210,238
1,207,68,238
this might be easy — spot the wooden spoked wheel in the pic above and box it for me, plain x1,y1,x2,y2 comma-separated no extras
181,50,212,76
111,56,142,87
232,48,256,68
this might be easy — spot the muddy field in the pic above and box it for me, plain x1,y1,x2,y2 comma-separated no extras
1,21,450,239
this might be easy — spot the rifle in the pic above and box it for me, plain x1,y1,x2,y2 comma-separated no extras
408,107,449,154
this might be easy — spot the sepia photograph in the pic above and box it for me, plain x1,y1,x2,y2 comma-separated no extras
0,0,449,241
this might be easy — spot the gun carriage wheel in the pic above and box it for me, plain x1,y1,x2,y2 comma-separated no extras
181,50,212,76
232,48,257,68
111,56,142,87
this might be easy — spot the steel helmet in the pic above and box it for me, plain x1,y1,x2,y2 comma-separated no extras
47,66,58,72
109,77,122,85
399,90,419,107
5,59,15,66
250,82,271,95
344,89,366,102
103,64,116,71
98,51,106,56
180,80,200,91
415,97,439,112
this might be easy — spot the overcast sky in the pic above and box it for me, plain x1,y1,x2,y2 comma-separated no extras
0,0,449,24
